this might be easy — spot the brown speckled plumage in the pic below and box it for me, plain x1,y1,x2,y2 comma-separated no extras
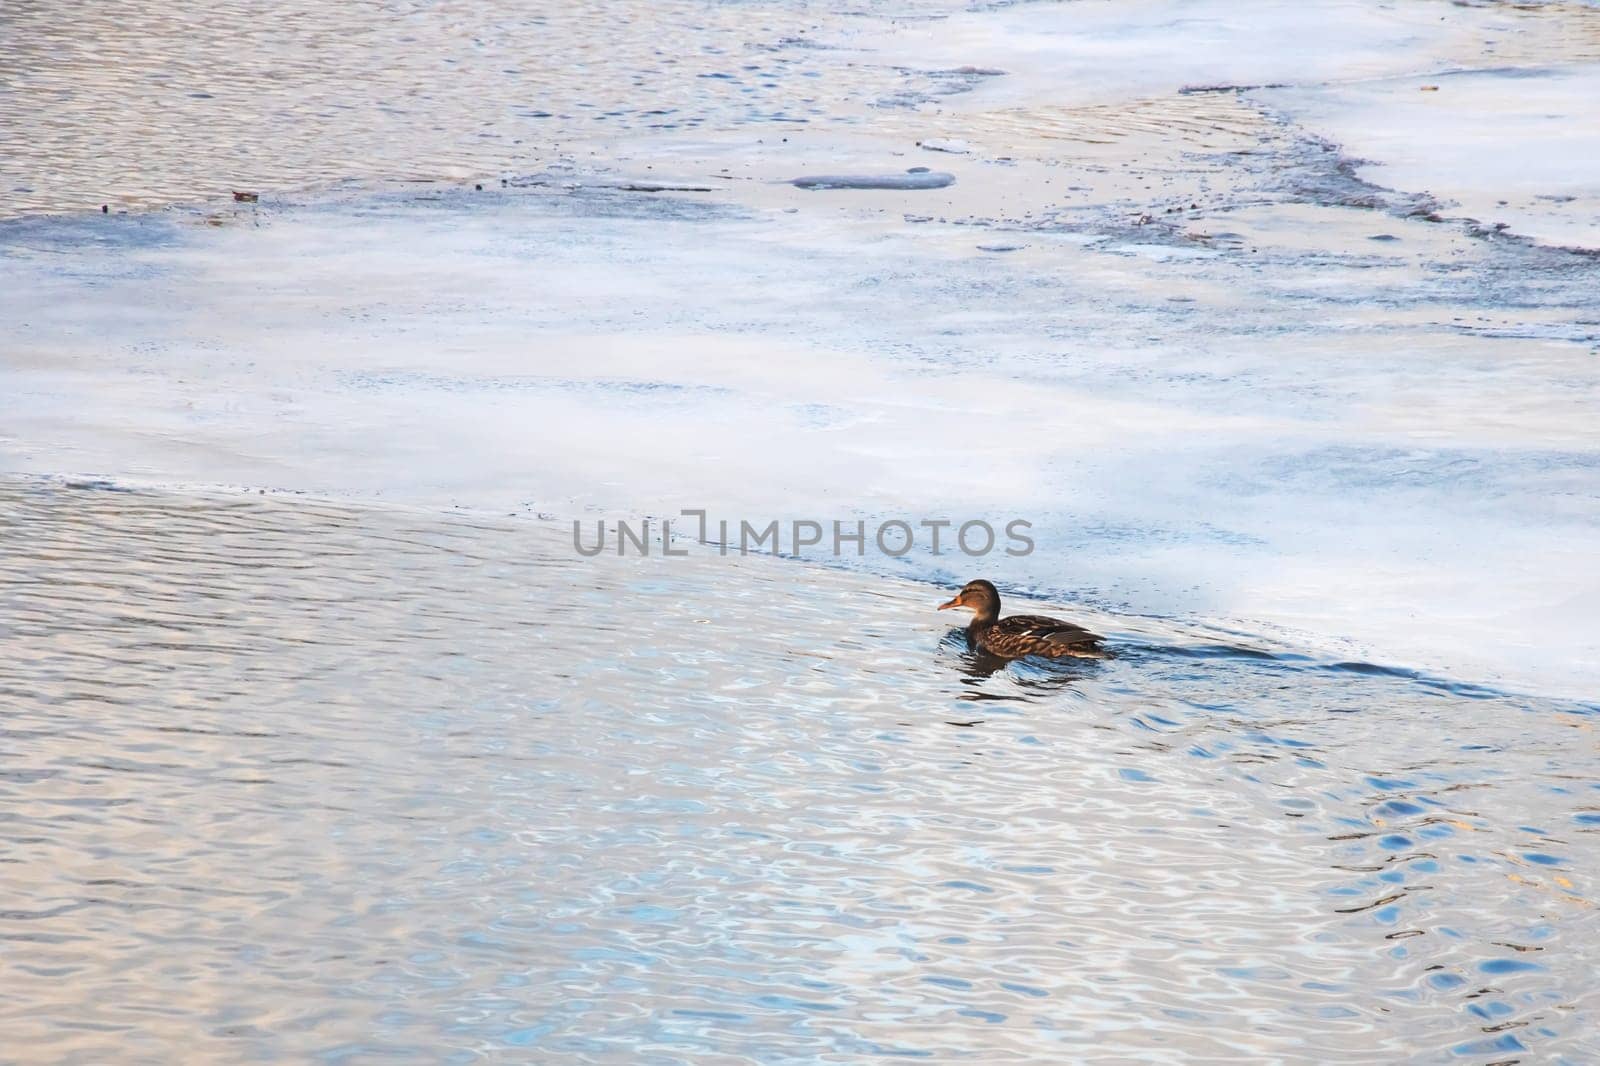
937,579,1105,660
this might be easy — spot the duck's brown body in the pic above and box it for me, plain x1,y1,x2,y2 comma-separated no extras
938,579,1105,660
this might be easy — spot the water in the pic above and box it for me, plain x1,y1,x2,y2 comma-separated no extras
3,477,1596,1062
0,0,966,218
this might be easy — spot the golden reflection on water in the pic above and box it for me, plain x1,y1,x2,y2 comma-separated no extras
1,478,1597,1061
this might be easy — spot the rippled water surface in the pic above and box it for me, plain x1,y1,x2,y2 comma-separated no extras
0,0,971,217
3,478,1596,1062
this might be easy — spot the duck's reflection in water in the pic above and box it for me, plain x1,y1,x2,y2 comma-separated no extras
937,628,1103,710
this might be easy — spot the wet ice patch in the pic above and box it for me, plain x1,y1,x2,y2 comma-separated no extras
791,170,955,190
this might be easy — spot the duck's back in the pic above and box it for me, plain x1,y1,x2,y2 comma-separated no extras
981,614,1104,659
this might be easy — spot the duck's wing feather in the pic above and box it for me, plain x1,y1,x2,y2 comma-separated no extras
992,615,1102,648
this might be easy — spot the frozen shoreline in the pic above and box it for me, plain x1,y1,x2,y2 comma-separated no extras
5,178,1597,700
4,0,1599,699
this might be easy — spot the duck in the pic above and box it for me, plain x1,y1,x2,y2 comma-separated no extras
937,579,1106,659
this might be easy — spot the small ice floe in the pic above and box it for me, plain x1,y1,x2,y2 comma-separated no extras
790,169,955,190
977,243,1026,253
604,179,714,193
918,138,972,155
580,176,714,193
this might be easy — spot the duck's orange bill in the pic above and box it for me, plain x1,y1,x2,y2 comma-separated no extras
937,596,961,610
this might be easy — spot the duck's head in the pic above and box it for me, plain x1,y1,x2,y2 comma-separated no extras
937,579,1001,622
